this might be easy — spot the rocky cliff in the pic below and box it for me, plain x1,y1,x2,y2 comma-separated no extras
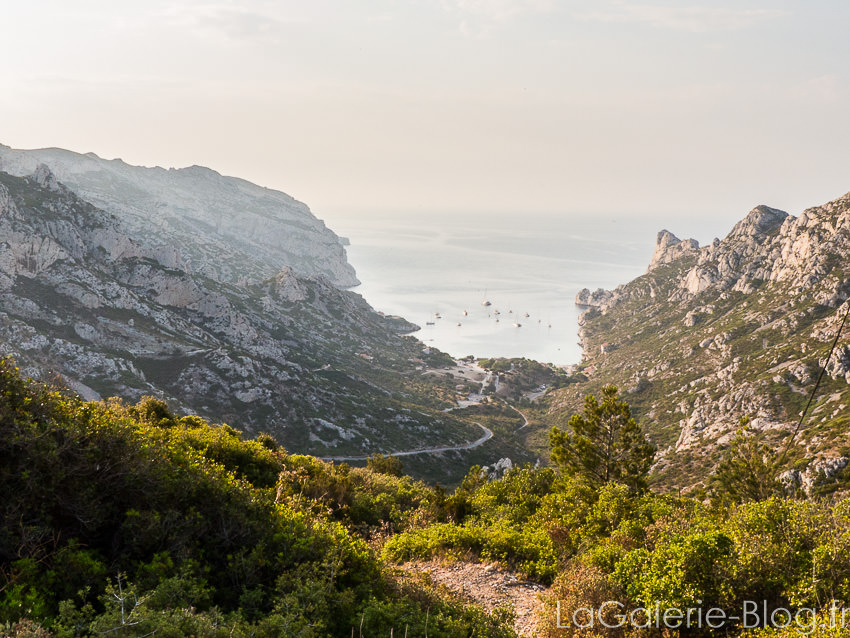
566,191,850,490
0,144,358,287
0,167,479,456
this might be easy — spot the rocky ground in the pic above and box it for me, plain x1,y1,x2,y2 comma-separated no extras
404,560,546,636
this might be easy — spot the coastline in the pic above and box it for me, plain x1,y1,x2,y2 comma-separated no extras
331,212,655,366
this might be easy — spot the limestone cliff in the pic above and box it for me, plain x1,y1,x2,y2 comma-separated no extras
0,144,359,287
0,168,478,456
564,191,850,490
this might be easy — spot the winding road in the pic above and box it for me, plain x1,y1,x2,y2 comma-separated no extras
509,403,530,429
321,362,497,462
320,421,493,462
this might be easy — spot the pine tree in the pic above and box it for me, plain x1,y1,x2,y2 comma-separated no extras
711,419,787,502
549,385,656,493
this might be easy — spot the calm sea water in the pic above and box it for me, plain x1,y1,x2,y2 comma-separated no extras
329,212,686,366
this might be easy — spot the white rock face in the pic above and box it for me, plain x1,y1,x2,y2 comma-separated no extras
0,144,359,287
483,457,513,479
780,457,848,495
575,287,615,308
682,265,719,294
581,193,850,313
574,188,850,486
683,310,700,327
267,267,308,303
649,230,699,270
0,167,440,458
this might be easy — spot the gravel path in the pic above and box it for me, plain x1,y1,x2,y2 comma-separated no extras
403,560,546,637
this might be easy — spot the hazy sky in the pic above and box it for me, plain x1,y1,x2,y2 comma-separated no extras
2,0,849,230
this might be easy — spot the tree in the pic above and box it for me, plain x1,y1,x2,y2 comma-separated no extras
711,420,786,502
366,453,403,477
549,385,655,493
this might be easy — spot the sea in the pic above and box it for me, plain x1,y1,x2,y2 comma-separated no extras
328,211,724,366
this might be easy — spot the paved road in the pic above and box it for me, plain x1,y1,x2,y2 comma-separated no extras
509,404,530,430
321,362,497,462
320,421,493,462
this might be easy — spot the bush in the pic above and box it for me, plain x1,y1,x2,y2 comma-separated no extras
0,359,515,637
538,561,623,638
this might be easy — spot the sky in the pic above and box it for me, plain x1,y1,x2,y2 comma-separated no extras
2,0,850,233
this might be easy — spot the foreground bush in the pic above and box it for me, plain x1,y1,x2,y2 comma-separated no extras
0,359,515,637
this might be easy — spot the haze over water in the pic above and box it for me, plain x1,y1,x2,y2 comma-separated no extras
332,212,683,366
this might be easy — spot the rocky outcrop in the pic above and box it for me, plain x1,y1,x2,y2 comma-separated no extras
0,168,476,457
566,189,850,491
649,230,699,270
582,195,850,311
0,144,359,287
32,163,61,191
482,457,513,480
680,202,849,298
265,267,308,303
575,287,615,308
780,457,849,495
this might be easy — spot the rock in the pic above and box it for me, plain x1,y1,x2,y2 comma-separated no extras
822,346,850,381
0,169,470,458
727,205,789,240
779,469,802,493
649,230,699,270
267,267,308,303
0,145,359,287
0,181,11,212
482,457,513,480
575,287,614,308
572,188,850,491
781,457,850,495
31,164,61,192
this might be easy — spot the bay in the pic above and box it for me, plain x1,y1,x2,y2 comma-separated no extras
330,212,675,366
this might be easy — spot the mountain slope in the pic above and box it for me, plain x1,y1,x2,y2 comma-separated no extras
563,191,850,489
0,144,358,287
0,167,479,456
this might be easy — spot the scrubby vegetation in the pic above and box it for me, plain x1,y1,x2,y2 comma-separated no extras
0,359,515,637
381,388,850,637
385,460,850,637
6,357,850,637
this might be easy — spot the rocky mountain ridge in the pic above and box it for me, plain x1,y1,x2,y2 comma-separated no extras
0,144,358,287
567,191,850,490
0,166,479,456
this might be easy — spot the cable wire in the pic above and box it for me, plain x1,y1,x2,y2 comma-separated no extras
777,300,850,467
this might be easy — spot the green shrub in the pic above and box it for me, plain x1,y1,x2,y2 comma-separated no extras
0,358,516,637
